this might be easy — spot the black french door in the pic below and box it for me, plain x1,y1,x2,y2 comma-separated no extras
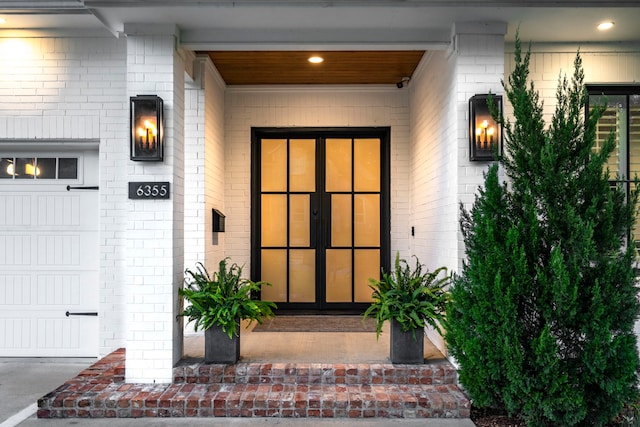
251,127,390,311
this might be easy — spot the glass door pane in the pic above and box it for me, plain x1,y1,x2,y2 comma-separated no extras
354,194,380,247
261,139,287,191
289,249,315,302
354,138,380,191
261,250,287,301
355,250,379,302
331,194,352,247
290,139,316,192
326,249,352,302
326,139,352,192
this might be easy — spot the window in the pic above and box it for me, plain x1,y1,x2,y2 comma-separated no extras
0,156,78,180
588,85,640,248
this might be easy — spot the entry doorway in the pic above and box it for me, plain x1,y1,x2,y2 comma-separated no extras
251,128,390,312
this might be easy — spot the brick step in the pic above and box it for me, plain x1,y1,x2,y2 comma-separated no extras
173,360,458,386
38,382,470,419
37,349,471,419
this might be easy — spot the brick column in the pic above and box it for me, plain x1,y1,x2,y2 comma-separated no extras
449,22,507,260
420,22,506,356
124,24,185,383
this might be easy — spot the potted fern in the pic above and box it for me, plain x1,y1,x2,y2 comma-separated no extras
363,252,451,364
179,258,276,364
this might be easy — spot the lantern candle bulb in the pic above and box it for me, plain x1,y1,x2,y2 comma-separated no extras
476,120,492,149
137,120,157,150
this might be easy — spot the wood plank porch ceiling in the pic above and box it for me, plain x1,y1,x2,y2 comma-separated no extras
201,51,426,85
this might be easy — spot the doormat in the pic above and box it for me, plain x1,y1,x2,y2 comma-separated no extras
252,315,377,333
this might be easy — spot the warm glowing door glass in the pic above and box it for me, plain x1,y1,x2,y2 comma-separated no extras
258,135,384,307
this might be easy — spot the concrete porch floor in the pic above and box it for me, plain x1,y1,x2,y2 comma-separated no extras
182,319,446,364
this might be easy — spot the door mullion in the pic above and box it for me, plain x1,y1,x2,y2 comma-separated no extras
317,137,327,308
350,137,355,304
286,138,291,303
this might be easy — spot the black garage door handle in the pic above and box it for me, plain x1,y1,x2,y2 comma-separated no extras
66,185,99,191
65,311,98,317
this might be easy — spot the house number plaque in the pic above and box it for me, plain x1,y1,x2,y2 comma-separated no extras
128,182,170,199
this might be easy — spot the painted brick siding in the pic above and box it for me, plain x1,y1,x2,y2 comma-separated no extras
125,33,185,383
184,77,205,271
183,55,226,274
408,30,505,356
0,35,128,357
453,33,506,268
409,51,459,272
504,44,640,124
203,59,226,271
223,87,411,270
183,57,226,335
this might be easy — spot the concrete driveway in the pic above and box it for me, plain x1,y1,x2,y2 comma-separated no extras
0,357,94,427
0,357,475,427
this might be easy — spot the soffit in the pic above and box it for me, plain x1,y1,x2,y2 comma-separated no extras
202,51,426,85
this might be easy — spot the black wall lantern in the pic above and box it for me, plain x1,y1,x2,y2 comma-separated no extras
130,95,164,161
469,94,502,161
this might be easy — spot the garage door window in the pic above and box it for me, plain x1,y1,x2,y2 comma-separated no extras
0,157,78,180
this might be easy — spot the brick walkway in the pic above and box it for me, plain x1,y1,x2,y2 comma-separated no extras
37,349,470,419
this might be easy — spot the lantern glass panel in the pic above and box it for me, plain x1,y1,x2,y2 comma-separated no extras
469,94,502,161
130,96,163,161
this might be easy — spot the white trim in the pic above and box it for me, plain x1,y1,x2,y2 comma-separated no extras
0,139,100,152
182,41,450,52
225,84,407,94
504,41,640,53
0,29,114,38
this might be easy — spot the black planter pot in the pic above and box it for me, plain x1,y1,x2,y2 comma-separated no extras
390,319,424,364
204,324,240,364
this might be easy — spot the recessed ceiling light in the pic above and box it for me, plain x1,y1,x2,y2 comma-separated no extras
597,21,615,31
308,56,324,64
0,18,6,25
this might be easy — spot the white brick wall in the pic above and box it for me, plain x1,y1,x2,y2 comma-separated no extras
184,75,205,271
0,37,123,140
409,25,506,355
223,86,410,270
505,43,640,123
202,58,226,271
409,50,458,270
0,35,128,357
183,56,226,335
452,31,506,267
124,31,185,383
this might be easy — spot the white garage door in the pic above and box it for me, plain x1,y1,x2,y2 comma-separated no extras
0,149,99,357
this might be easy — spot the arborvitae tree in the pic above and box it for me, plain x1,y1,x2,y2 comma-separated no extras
445,36,640,426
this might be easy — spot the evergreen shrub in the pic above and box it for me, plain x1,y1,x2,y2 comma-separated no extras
445,36,640,426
